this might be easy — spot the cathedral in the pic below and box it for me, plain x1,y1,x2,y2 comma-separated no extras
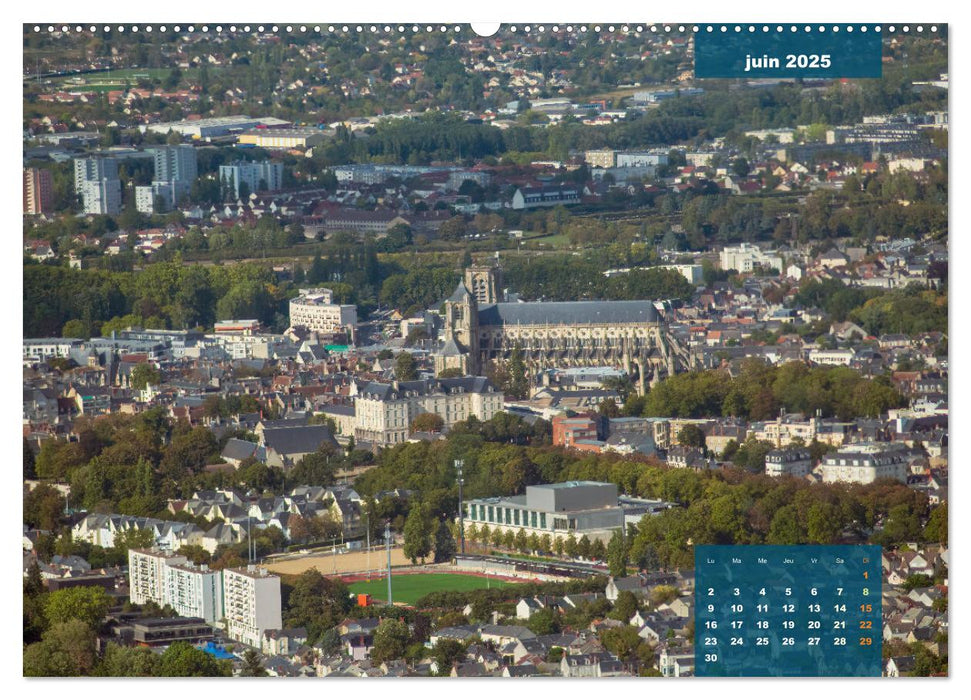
435,262,686,393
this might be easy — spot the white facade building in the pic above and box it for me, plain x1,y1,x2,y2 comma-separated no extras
719,243,784,273
820,444,909,485
288,288,357,334
353,376,503,445
128,549,223,623
809,348,855,366
658,264,704,285
128,549,188,606
223,566,283,648
162,561,224,623
74,157,122,215
219,161,284,198
764,449,813,478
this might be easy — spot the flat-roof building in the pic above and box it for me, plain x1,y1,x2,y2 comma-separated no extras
464,481,667,543
223,565,283,649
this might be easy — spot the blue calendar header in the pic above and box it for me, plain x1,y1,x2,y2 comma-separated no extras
695,26,882,79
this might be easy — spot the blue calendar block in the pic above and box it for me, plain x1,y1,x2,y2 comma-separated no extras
695,545,882,677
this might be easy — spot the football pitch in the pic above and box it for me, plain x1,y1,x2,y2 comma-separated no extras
348,573,514,606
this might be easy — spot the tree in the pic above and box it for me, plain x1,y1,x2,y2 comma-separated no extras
239,649,268,677
607,530,629,577
598,398,621,418
434,519,457,563
403,502,432,564
410,412,445,433
130,362,161,391
507,344,530,399
23,482,64,531
371,619,410,663
526,607,561,635
731,157,751,178
176,544,212,566
767,505,806,544
100,643,162,676
649,585,679,607
564,533,578,558
677,424,706,449
290,446,337,486
432,638,466,675
600,625,647,666
395,352,419,381
577,534,592,559
806,502,842,544
23,619,98,676
610,590,639,622
924,503,948,546
158,641,232,676
62,318,91,339
24,438,37,479
45,587,110,630
283,569,353,643
514,528,528,553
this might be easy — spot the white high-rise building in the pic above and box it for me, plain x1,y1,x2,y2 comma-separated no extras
128,549,188,606
136,146,198,214
223,565,283,648
162,561,224,623
218,161,284,199
74,157,122,215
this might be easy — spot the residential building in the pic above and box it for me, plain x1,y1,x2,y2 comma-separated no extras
764,448,813,478
809,348,855,366
615,151,669,168
74,157,121,215
659,264,704,285
288,288,358,334
584,149,617,169
353,376,503,446
223,565,283,648
128,548,188,607
552,414,600,449
136,146,198,214
511,185,581,209
162,561,224,623
719,243,783,273
23,167,54,215
820,443,909,484
219,161,284,198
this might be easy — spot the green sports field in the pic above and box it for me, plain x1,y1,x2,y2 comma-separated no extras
348,573,513,606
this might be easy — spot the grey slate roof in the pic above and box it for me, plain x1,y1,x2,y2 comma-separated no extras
262,424,338,456
357,376,495,401
477,300,659,327
448,281,472,303
221,438,259,462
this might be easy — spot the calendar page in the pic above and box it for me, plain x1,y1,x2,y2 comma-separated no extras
21,7,948,686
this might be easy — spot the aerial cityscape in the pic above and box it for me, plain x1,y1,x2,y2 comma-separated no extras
22,23,947,679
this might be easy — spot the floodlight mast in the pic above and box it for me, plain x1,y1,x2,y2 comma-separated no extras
456,459,465,555
385,520,392,606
